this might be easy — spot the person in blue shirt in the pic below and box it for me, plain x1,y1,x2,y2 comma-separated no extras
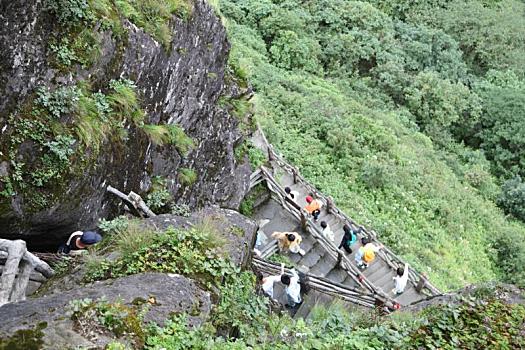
338,225,357,254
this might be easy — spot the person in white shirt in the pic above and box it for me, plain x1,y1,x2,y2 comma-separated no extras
392,263,409,294
284,187,300,202
261,263,302,307
281,268,302,308
320,221,335,242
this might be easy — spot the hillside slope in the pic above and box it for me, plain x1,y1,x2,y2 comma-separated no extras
219,0,525,290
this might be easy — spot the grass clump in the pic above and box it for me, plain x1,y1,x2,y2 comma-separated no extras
114,0,193,49
178,168,197,186
140,123,194,155
167,124,194,156
141,124,171,145
84,221,236,287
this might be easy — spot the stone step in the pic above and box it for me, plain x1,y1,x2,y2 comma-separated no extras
394,287,420,307
362,260,383,277
300,236,316,254
298,251,322,268
308,256,339,278
293,291,318,320
324,267,348,284
366,264,391,284
376,272,396,293
341,275,360,289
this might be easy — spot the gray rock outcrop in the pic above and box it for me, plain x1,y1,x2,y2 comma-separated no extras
0,272,211,349
0,0,251,249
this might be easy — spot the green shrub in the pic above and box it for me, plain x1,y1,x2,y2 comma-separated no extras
493,228,525,288
84,224,235,286
45,0,94,27
498,176,525,222
36,86,81,119
170,203,191,217
146,180,172,213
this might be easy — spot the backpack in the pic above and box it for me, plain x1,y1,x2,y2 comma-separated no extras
363,246,376,263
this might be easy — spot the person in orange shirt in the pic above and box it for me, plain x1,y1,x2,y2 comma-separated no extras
304,195,322,221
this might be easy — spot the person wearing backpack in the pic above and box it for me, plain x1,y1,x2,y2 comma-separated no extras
355,238,382,268
338,225,357,253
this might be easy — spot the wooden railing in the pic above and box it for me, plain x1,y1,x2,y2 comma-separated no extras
256,166,397,307
253,257,382,309
0,239,54,306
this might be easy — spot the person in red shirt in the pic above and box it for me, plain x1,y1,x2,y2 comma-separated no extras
304,195,322,221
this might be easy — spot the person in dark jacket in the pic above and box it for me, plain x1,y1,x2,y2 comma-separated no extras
338,225,357,254
57,230,102,254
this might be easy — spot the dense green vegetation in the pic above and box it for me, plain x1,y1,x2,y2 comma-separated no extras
217,0,525,290
72,272,525,349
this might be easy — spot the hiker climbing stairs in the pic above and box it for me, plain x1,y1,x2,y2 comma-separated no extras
250,126,441,317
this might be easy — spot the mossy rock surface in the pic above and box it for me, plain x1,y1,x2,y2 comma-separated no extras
0,0,252,249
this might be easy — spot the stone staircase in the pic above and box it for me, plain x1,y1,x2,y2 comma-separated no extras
250,126,441,317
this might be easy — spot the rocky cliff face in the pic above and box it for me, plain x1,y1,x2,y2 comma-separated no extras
0,0,252,249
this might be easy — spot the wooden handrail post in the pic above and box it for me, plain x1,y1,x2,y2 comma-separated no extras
300,210,307,231
337,250,343,267
327,196,334,214
415,273,427,292
267,145,275,161
292,167,298,184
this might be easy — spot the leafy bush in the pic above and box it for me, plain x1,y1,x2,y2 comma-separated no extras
46,0,94,27
170,203,191,217
98,216,130,235
36,86,81,119
85,223,235,286
498,176,525,222
146,185,172,214
493,227,525,287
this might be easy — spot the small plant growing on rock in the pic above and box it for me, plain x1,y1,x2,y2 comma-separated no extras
69,298,145,348
145,176,173,214
170,203,191,217
178,168,197,186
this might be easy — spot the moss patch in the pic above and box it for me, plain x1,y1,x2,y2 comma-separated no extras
0,322,47,350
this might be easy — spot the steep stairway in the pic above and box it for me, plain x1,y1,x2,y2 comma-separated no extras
250,127,441,317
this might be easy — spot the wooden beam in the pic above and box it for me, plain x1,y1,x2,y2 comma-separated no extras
0,240,25,306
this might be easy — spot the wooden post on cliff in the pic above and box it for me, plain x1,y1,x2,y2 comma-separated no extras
267,145,275,161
